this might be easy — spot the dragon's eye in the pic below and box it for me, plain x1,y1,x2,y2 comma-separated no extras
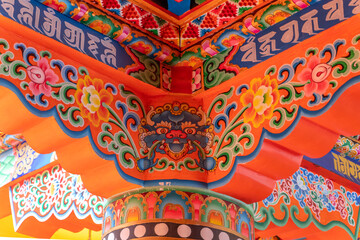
156,127,169,134
184,128,196,135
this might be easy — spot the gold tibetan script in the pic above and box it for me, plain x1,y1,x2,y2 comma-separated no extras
332,152,360,180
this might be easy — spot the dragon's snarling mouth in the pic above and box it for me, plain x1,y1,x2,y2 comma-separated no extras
159,139,195,160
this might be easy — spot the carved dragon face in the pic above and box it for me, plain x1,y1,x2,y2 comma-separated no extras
139,103,213,160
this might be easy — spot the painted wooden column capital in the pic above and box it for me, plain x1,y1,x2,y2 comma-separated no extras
102,187,254,240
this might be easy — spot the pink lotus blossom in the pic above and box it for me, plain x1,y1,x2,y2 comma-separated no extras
298,56,331,96
27,58,58,96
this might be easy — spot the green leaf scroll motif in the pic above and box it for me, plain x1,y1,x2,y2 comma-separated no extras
203,47,237,89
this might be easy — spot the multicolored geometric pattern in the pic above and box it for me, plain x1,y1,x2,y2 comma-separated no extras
180,0,260,47
99,0,180,46
10,164,105,230
254,167,360,239
102,186,254,240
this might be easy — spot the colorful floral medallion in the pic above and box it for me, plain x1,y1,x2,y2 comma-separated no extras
240,76,280,128
75,75,113,127
26,58,59,96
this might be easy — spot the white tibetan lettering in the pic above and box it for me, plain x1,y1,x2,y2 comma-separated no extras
240,37,259,63
280,20,299,44
87,33,100,59
349,0,360,14
1,0,16,20
258,31,279,57
64,21,85,53
17,0,34,27
42,8,62,41
323,0,346,21
300,10,323,36
100,38,117,67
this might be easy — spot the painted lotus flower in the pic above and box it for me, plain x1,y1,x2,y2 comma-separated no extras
75,75,113,127
192,68,201,92
162,68,171,91
292,171,309,198
240,75,280,128
298,56,331,96
26,58,59,96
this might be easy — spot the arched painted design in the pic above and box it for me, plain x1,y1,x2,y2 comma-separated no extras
145,191,158,219
241,222,250,238
162,204,185,219
123,194,147,223
126,207,141,222
102,202,118,235
208,210,224,226
114,199,124,226
156,191,192,220
201,197,229,228
103,205,115,233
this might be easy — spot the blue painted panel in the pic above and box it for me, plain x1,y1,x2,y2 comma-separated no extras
304,150,360,186
231,0,359,68
167,0,190,16
0,0,135,69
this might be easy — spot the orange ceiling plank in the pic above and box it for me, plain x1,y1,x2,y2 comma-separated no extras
22,117,77,154
276,117,340,159
0,87,43,134
56,137,110,175
213,165,276,204
243,139,303,180
80,161,140,198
